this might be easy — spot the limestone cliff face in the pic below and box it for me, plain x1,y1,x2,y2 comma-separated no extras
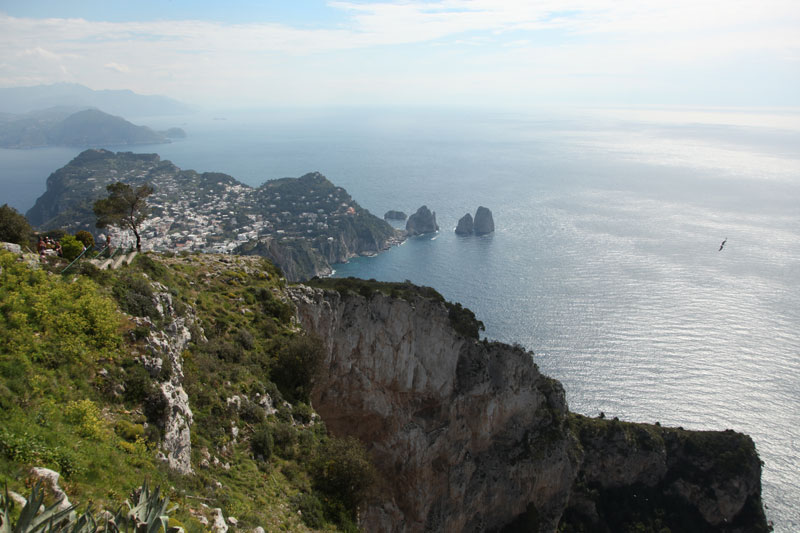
290,285,768,533
291,285,578,532
136,281,200,475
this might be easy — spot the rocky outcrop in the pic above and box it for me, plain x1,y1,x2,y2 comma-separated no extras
136,281,200,475
455,213,474,235
565,415,769,531
290,283,768,533
237,236,331,281
405,205,439,236
473,206,495,235
384,210,407,221
29,467,72,511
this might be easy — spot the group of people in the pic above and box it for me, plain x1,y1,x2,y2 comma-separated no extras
37,235,62,258
36,233,112,260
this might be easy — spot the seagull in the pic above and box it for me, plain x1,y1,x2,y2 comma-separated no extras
719,238,727,252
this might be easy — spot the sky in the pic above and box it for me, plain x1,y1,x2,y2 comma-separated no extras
0,0,799,109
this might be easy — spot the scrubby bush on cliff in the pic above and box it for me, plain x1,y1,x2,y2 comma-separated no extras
445,301,485,339
312,436,377,527
271,334,325,403
251,424,274,461
112,274,159,320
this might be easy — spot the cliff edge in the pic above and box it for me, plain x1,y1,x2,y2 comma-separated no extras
290,280,768,533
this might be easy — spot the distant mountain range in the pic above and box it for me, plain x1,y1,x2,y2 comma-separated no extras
0,83,194,117
0,107,185,148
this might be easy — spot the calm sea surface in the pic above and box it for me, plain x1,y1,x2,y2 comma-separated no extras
1,107,798,530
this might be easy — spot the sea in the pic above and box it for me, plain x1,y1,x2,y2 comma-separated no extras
2,106,798,530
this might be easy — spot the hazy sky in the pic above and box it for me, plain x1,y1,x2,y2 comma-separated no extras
1,0,798,109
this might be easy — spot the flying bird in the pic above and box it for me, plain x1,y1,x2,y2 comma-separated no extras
719,238,727,251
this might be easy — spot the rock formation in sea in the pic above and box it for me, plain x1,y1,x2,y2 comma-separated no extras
473,206,495,235
455,213,474,235
405,205,439,236
384,210,408,221
290,282,768,533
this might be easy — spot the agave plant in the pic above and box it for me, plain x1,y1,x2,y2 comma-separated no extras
114,481,179,533
1,481,179,533
0,483,75,533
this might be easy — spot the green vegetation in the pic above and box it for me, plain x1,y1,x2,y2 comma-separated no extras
0,480,180,533
306,277,485,339
0,248,376,532
74,231,95,249
59,235,84,262
0,204,34,248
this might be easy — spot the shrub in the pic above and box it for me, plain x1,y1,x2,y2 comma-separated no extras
251,424,273,461
239,401,266,425
113,274,158,320
115,420,145,442
74,230,95,249
64,399,105,440
0,204,34,246
60,234,85,262
312,436,376,519
235,328,255,350
0,251,122,367
271,334,325,403
293,402,314,424
445,301,485,339
271,422,297,458
291,493,325,529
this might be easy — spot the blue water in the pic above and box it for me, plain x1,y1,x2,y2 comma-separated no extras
1,107,798,530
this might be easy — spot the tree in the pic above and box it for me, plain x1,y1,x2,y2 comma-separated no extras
74,230,95,249
93,182,153,252
0,203,34,247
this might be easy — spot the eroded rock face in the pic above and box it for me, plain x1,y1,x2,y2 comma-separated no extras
135,281,200,475
290,285,576,532
455,213,474,235
473,206,495,235
406,205,439,236
290,284,768,533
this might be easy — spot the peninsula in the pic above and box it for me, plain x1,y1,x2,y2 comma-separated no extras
26,149,402,280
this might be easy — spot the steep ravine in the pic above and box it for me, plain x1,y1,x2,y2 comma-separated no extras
290,284,769,532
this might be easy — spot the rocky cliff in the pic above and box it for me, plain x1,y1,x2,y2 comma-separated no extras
290,282,768,533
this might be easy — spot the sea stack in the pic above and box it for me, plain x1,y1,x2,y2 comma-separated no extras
406,205,439,236
473,206,495,235
455,213,474,235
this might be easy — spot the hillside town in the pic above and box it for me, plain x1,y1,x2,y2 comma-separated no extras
26,150,399,279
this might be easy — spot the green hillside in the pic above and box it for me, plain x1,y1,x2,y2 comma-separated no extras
0,249,374,532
